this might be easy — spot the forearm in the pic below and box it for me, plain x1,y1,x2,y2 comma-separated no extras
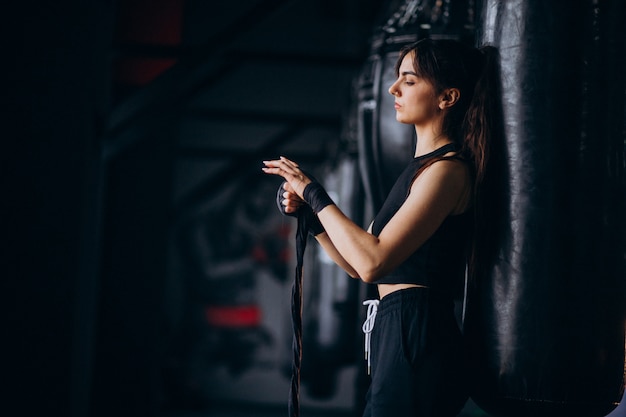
317,205,384,283
314,232,360,278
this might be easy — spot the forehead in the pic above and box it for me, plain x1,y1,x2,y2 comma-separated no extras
398,52,416,72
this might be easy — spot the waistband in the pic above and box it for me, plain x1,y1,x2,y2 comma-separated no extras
377,286,452,317
378,285,429,307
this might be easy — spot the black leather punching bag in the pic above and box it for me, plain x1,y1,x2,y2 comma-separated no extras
357,29,416,214
464,1,626,416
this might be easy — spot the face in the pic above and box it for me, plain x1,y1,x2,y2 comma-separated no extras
388,52,441,126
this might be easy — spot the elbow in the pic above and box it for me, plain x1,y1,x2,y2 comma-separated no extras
359,273,380,284
358,263,385,283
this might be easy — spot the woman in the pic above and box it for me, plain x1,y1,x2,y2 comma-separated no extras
263,38,500,417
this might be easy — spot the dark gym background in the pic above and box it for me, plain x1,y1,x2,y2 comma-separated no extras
4,1,625,417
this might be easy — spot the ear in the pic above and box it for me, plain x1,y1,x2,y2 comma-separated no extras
438,88,461,110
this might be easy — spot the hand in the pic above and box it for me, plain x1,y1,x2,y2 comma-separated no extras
278,182,305,216
275,181,325,236
262,156,311,199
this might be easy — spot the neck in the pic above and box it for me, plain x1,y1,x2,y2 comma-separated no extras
413,125,452,158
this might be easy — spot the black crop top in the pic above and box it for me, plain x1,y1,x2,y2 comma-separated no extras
370,143,471,295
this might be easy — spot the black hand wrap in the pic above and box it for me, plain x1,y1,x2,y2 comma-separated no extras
302,182,335,214
276,182,325,236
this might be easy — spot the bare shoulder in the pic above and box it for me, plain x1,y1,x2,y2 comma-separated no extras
414,156,470,188
410,156,472,214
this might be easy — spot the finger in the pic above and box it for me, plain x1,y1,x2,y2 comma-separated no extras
279,156,299,168
262,159,285,170
279,160,306,181
262,161,296,180
283,182,297,193
264,159,300,178
282,191,303,204
263,159,292,168
284,200,303,213
283,190,303,203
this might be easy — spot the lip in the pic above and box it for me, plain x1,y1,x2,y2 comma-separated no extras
394,102,401,109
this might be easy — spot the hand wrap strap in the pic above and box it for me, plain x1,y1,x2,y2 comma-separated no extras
276,182,324,236
281,178,332,416
288,200,310,417
278,176,333,416
302,182,335,214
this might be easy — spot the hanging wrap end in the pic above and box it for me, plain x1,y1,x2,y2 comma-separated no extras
288,211,311,417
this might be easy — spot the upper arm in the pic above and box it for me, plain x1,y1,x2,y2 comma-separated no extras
372,159,470,278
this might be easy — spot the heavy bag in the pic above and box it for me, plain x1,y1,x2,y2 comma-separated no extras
356,30,416,214
463,1,626,417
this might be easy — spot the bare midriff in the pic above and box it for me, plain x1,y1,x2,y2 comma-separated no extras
377,283,429,299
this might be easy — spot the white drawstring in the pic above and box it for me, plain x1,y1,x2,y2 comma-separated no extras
362,299,379,375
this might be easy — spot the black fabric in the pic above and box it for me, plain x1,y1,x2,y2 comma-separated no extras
362,287,468,417
288,212,310,417
302,181,335,214
370,143,471,295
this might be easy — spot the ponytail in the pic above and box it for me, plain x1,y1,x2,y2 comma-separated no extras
463,45,506,284
462,45,502,185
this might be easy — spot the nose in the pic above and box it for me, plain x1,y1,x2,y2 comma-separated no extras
388,81,399,97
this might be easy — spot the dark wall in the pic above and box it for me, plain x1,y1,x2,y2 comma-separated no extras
4,2,115,416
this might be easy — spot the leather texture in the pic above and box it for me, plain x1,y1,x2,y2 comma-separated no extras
463,1,626,416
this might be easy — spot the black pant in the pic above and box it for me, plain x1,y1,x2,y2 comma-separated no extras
362,287,468,417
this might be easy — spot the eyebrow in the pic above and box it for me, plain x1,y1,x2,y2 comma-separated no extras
401,71,418,76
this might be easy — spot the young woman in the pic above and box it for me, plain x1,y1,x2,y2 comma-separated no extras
263,38,500,417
